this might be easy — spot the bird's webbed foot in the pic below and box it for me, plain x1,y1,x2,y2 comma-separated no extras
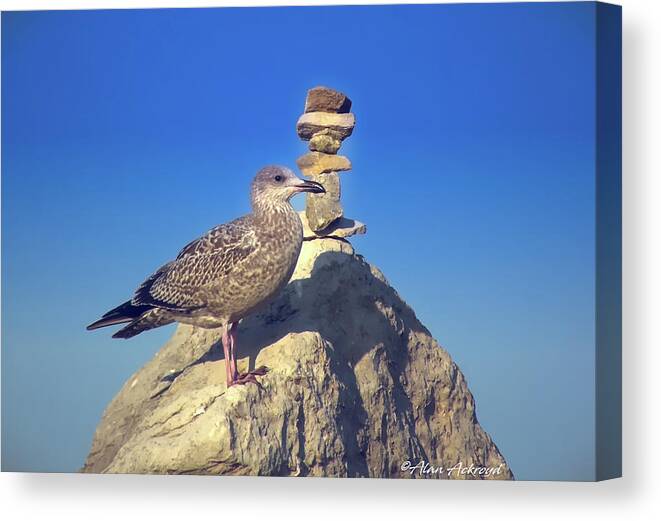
228,365,269,389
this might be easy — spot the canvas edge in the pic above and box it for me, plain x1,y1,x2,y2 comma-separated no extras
595,0,623,482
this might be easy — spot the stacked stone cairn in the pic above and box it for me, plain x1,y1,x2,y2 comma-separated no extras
296,86,365,238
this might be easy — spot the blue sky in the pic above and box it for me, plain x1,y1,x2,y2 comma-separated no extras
2,3,597,480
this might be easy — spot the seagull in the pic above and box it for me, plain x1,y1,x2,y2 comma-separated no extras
87,165,325,387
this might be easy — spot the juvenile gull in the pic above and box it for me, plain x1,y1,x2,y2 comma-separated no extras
87,165,325,387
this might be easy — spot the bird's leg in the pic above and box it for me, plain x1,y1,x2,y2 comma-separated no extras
227,321,239,382
226,321,269,388
221,323,238,386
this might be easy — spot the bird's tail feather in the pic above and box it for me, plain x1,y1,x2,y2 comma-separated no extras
112,311,175,339
86,300,151,331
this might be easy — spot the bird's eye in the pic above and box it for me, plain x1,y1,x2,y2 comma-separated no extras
274,175,283,182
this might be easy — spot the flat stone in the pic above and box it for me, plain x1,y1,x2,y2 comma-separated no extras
297,112,355,141
309,130,342,154
299,211,367,239
305,173,342,232
304,86,352,114
297,152,351,177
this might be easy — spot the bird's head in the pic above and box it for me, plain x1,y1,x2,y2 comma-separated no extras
251,165,325,209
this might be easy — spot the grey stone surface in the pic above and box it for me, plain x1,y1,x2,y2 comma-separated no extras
304,173,342,232
83,238,513,480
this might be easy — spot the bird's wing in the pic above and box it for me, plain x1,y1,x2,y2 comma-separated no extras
131,217,260,312
175,215,254,260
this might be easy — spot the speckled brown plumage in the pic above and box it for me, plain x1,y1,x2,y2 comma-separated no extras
87,165,325,386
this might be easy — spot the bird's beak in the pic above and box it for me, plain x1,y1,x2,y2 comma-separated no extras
294,179,326,194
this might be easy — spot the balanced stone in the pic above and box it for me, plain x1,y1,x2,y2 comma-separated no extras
304,86,352,114
309,129,342,154
297,152,351,177
297,112,355,141
299,212,366,240
305,173,342,232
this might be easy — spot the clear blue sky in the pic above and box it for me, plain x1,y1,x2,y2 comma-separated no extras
2,3,597,480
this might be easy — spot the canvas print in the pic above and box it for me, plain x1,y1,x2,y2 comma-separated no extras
1,2,621,481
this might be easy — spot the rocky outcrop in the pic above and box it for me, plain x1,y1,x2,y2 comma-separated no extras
83,234,512,479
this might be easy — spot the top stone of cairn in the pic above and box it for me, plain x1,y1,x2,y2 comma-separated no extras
304,86,352,114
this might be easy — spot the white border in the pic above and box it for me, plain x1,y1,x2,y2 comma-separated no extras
2,0,659,519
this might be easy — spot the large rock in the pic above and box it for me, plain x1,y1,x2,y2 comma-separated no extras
304,86,352,114
305,173,342,232
82,238,513,479
297,152,352,177
297,112,355,141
